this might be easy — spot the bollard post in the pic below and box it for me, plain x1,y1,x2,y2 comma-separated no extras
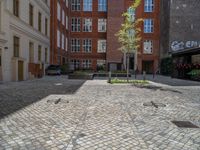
108,71,111,83
143,71,146,81
153,71,155,79
135,70,137,79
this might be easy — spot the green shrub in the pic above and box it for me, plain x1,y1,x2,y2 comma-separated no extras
187,69,200,80
161,57,172,76
110,78,149,84
60,64,69,74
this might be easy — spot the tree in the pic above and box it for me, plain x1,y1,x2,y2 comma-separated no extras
115,0,143,82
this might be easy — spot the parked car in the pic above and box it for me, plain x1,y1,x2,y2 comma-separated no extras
46,65,61,75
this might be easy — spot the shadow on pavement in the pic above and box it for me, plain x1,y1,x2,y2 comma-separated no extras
0,77,85,120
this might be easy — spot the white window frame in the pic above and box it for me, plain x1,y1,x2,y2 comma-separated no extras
143,40,153,54
98,0,107,12
83,39,92,53
83,18,92,32
62,34,65,49
57,2,61,21
57,30,60,47
144,19,154,33
62,10,65,25
83,0,92,11
71,17,81,32
71,39,80,52
144,0,154,12
82,60,92,69
98,19,107,32
71,0,81,11
98,40,107,53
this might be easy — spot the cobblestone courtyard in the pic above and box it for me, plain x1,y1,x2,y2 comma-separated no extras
0,76,200,150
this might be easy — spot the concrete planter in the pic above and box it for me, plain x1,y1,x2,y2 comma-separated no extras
68,74,94,80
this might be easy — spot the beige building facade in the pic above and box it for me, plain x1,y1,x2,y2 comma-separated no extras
0,0,50,82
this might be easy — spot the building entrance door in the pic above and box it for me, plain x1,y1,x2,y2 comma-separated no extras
18,60,24,81
0,49,2,81
142,60,154,74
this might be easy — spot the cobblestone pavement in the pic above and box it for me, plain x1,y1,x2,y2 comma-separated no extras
0,77,200,150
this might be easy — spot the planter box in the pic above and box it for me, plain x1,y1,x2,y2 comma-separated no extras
68,74,94,80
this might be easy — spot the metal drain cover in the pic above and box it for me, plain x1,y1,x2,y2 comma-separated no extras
143,101,166,108
172,121,199,128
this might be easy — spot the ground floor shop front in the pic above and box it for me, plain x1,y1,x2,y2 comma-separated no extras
172,47,200,81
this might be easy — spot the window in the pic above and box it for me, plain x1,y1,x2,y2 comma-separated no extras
97,60,106,71
98,0,107,12
57,2,61,21
57,30,60,47
98,40,106,53
29,42,34,63
127,7,135,22
13,0,19,17
144,19,153,33
83,0,92,11
82,60,92,69
45,18,48,36
83,18,92,32
71,18,81,32
66,16,68,29
71,39,80,52
143,40,153,54
29,4,34,26
65,38,68,51
98,19,107,32
38,12,42,32
0,53,1,67
71,0,81,11
38,45,42,61
62,34,65,49
13,36,20,57
65,0,68,8
83,39,92,53
144,0,154,12
45,48,48,63
62,10,65,25
71,59,80,70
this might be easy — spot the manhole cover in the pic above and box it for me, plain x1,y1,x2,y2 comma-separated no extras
172,121,199,128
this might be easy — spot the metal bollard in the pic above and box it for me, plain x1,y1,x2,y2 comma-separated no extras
108,71,111,83
143,71,146,81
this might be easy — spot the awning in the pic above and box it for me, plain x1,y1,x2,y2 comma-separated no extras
172,47,200,57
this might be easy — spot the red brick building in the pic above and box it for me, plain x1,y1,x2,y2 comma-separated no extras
51,0,160,73
50,0,69,65
107,0,160,73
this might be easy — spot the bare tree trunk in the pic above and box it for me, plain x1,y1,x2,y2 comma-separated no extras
127,54,130,83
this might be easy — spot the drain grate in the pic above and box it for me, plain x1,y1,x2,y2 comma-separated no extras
143,101,166,108
47,98,61,104
172,121,199,128
77,133,86,138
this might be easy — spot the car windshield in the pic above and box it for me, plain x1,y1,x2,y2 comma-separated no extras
48,66,59,69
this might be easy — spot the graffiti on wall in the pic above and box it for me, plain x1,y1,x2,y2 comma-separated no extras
171,41,200,51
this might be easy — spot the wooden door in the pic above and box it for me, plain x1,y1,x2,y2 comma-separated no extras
142,61,154,74
18,60,24,81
